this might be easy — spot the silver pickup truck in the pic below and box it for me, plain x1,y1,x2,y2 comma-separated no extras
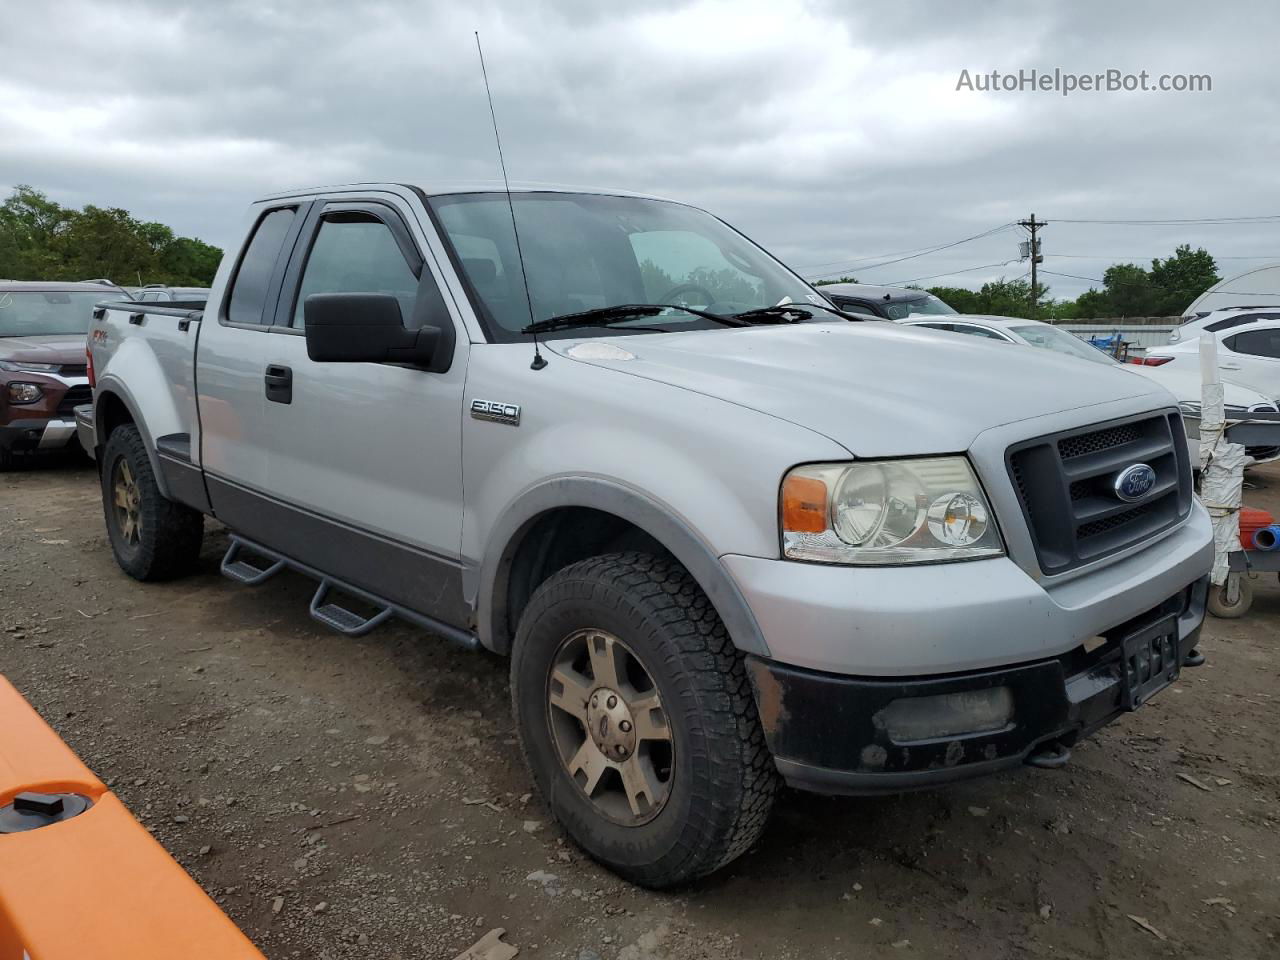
86,183,1213,887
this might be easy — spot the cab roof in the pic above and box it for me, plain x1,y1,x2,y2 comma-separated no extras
0,280,129,293
261,181,679,204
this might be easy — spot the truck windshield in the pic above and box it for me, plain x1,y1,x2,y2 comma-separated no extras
0,291,112,337
428,192,821,341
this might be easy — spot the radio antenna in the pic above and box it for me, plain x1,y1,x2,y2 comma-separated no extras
475,31,546,371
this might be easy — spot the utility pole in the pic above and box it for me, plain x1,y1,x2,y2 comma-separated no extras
1018,214,1043,320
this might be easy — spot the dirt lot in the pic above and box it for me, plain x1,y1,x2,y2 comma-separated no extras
2,457,1278,959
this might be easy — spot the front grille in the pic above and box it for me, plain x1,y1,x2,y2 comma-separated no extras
59,363,88,376
56,384,92,417
1058,423,1140,459
1007,411,1193,574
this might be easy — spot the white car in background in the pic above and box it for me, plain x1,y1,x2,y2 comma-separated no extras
898,315,1280,464
1167,306,1280,344
1146,318,1280,403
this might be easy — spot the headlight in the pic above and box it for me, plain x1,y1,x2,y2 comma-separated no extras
6,382,44,404
781,457,1004,564
0,360,60,373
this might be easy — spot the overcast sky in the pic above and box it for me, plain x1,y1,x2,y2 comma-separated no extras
4,0,1279,301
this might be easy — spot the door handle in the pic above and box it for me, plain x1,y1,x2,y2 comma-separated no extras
264,364,293,404
1221,362,1242,369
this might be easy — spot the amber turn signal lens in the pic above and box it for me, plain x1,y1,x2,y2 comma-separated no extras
782,474,828,533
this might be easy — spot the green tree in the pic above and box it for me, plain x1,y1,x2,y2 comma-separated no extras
812,276,858,286
926,278,1051,319
0,185,223,286
1148,245,1219,316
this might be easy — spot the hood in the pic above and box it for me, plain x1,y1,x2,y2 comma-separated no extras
0,334,88,365
552,321,1166,456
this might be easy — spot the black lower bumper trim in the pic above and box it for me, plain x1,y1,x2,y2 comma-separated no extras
749,575,1208,796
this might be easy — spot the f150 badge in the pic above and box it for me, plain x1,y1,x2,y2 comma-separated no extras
470,399,521,426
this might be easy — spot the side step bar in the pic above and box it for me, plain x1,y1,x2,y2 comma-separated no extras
218,535,478,649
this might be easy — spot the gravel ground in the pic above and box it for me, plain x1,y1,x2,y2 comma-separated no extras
2,455,1278,959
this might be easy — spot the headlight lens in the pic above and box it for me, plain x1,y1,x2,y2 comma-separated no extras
781,457,1004,564
6,382,43,404
0,360,60,373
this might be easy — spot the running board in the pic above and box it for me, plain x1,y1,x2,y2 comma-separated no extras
220,540,286,585
309,580,395,637
218,535,479,649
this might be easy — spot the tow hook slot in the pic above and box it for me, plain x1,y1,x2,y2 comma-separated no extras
1025,742,1072,770
0,792,93,834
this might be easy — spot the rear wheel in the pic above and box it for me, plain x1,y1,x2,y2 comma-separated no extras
101,425,203,581
511,552,777,888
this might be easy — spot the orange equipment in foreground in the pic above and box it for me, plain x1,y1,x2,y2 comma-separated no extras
0,675,266,959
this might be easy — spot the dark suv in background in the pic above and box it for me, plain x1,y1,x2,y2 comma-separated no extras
818,281,957,320
0,280,129,468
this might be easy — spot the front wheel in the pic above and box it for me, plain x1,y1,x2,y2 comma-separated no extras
511,552,777,888
101,425,204,581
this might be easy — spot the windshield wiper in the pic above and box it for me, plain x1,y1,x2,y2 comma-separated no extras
522,304,746,336
732,303,868,323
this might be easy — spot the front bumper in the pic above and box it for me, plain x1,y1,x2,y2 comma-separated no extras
747,576,1208,795
723,503,1213,676
0,419,79,452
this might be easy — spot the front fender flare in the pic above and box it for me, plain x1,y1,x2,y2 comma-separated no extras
474,476,770,658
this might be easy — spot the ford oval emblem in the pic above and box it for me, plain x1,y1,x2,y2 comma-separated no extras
1114,463,1156,502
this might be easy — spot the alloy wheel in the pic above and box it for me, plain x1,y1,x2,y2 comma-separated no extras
546,629,673,825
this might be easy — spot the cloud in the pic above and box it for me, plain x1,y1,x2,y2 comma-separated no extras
3,0,1279,302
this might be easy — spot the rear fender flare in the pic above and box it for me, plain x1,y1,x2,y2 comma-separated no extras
93,377,173,501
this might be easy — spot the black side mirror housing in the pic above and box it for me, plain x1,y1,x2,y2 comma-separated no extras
304,293,439,365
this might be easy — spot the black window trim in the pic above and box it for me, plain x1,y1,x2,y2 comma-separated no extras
219,202,312,331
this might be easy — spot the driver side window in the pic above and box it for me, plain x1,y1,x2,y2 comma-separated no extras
292,214,420,328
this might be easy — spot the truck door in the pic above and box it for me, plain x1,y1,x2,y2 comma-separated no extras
198,202,311,510
256,196,470,626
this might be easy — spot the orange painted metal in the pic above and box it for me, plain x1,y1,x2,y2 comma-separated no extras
0,675,266,959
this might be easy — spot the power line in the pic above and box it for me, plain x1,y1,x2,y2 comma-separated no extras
1049,216,1280,225
802,223,1016,279
885,259,1021,286
1041,269,1106,284
1047,253,1280,260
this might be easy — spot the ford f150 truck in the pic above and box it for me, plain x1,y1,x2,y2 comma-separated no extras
85,183,1214,887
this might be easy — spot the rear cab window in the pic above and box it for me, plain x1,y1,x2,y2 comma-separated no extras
225,206,299,326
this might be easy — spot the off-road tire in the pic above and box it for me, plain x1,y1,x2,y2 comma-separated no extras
0,446,15,472
101,425,203,581
511,552,778,888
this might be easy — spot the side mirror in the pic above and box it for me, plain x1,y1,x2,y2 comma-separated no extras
304,293,439,365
